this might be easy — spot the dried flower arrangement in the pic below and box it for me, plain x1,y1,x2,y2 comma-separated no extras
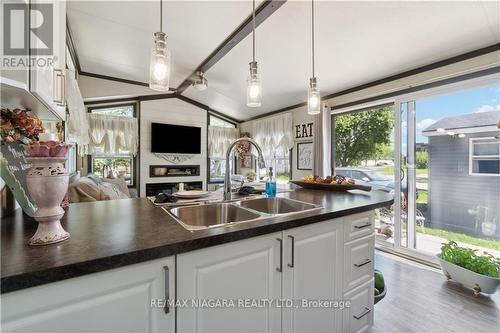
1,108,45,144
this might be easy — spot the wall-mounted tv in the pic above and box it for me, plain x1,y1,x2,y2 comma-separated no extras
151,123,201,154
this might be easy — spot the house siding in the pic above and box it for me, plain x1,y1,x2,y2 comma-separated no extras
427,132,499,240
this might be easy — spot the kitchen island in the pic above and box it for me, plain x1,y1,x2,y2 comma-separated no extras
1,189,393,333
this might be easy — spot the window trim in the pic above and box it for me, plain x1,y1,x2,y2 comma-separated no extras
87,103,139,187
207,114,238,184
469,137,500,177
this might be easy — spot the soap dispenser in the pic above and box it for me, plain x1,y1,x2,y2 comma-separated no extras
265,167,277,197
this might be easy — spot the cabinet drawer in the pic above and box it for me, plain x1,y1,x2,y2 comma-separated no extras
343,278,374,333
344,213,374,242
344,235,374,291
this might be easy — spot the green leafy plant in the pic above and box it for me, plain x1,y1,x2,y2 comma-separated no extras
440,241,500,278
416,151,428,169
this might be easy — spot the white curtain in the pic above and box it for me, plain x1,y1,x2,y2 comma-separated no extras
251,112,294,158
65,69,90,155
313,104,332,177
87,113,138,156
208,126,239,158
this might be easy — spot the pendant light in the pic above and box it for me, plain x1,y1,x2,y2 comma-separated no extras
246,0,261,107
307,0,320,115
149,0,171,91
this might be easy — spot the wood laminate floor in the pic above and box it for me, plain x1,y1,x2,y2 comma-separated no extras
372,251,499,333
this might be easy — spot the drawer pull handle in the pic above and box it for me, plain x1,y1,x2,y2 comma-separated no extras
354,259,372,267
276,238,283,272
163,266,170,314
353,307,371,320
354,222,371,229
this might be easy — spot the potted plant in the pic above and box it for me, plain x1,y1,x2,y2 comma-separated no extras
246,170,256,182
438,241,500,296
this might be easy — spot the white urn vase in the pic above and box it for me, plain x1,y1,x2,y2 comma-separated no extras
26,156,70,245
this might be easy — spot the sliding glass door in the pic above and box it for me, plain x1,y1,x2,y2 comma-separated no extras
394,82,500,260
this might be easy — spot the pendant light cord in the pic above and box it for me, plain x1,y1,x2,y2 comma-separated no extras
160,0,163,33
252,0,256,62
311,0,315,78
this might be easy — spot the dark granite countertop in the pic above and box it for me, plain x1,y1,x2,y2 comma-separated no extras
1,189,393,293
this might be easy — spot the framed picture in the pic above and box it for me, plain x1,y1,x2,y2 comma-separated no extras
297,142,313,170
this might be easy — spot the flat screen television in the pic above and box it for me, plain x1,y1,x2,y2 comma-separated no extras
151,123,201,154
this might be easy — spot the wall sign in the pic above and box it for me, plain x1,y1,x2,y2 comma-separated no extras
295,123,313,139
297,142,313,170
0,142,37,216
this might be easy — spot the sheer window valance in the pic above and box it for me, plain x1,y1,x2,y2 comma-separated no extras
87,113,138,156
208,126,239,158
251,112,294,158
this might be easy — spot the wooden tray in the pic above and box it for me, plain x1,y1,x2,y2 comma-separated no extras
290,180,372,192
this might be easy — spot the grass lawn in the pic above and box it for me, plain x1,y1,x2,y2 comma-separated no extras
376,165,428,177
416,190,427,204
417,225,500,251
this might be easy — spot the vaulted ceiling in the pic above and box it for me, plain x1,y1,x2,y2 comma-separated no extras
68,0,500,121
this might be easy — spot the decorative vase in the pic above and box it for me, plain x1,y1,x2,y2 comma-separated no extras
26,156,70,245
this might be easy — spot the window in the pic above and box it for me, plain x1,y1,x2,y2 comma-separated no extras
88,104,136,185
470,137,500,176
256,151,291,184
208,115,237,183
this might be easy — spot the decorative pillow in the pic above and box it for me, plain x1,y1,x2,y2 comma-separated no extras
99,182,129,201
102,177,130,197
68,177,100,202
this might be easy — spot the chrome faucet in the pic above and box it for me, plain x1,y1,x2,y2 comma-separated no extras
224,137,266,201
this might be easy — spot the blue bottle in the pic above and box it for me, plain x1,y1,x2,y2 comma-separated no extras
265,167,277,197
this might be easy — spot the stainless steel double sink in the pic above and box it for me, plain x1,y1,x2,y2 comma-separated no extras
164,197,321,231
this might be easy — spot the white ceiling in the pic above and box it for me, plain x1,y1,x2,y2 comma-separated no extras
69,1,500,121
67,0,261,87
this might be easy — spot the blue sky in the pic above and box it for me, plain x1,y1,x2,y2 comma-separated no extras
415,84,500,143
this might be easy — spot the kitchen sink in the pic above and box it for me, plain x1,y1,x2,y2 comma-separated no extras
166,203,261,231
237,197,320,215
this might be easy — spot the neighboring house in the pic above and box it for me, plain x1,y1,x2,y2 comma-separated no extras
422,111,500,239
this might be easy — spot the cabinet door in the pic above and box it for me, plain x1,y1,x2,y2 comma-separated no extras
282,219,344,333
1,257,175,333
177,233,282,333
30,0,66,120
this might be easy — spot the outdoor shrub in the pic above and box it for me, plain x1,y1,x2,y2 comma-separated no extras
416,151,428,169
440,241,500,278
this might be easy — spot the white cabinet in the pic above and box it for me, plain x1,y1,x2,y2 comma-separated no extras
176,214,374,333
1,257,175,333
282,220,343,333
29,0,66,120
342,212,375,333
343,279,374,333
177,233,282,333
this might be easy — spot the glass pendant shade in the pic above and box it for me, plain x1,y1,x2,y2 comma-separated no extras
307,77,321,115
149,32,171,91
247,61,261,107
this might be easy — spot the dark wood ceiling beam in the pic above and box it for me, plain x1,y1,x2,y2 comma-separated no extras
175,0,287,94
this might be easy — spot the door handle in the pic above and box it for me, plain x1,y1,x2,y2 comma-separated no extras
276,238,283,272
287,235,295,268
163,265,170,314
354,258,372,267
353,307,371,320
53,69,65,106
